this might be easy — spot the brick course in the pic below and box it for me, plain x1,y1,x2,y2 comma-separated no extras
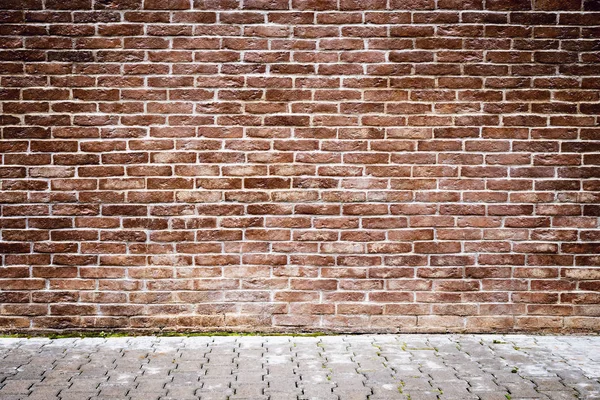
0,0,599,333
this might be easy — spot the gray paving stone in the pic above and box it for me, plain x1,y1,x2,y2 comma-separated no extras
165,386,199,397
0,379,36,394
128,391,164,400
196,393,230,400
160,397,199,400
27,391,63,400
540,391,581,400
473,393,512,400
0,335,599,400
59,391,98,400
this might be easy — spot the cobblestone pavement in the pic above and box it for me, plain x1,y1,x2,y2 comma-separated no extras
0,335,599,400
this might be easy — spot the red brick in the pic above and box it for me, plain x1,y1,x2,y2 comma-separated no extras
0,3,598,334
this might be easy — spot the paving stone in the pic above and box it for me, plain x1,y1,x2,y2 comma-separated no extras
160,397,199,400
404,391,440,400
96,383,130,397
68,379,101,392
473,393,512,400
232,384,264,396
196,393,230,400
60,391,98,400
128,391,164,400
28,391,63,400
540,391,581,400
165,386,199,397
0,379,36,394
0,335,599,400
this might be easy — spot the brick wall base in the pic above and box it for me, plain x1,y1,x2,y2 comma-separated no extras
1,0,599,334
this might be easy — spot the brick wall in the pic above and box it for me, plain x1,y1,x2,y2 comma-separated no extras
1,0,599,334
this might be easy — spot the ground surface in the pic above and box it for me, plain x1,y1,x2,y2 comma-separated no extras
0,335,599,400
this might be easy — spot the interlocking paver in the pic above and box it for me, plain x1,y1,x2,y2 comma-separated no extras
0,335,599,399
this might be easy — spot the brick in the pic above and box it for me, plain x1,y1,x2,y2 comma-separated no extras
535,0,581,10
0,2,598,335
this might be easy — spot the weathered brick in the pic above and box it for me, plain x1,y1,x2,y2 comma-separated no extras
0,1,598,334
